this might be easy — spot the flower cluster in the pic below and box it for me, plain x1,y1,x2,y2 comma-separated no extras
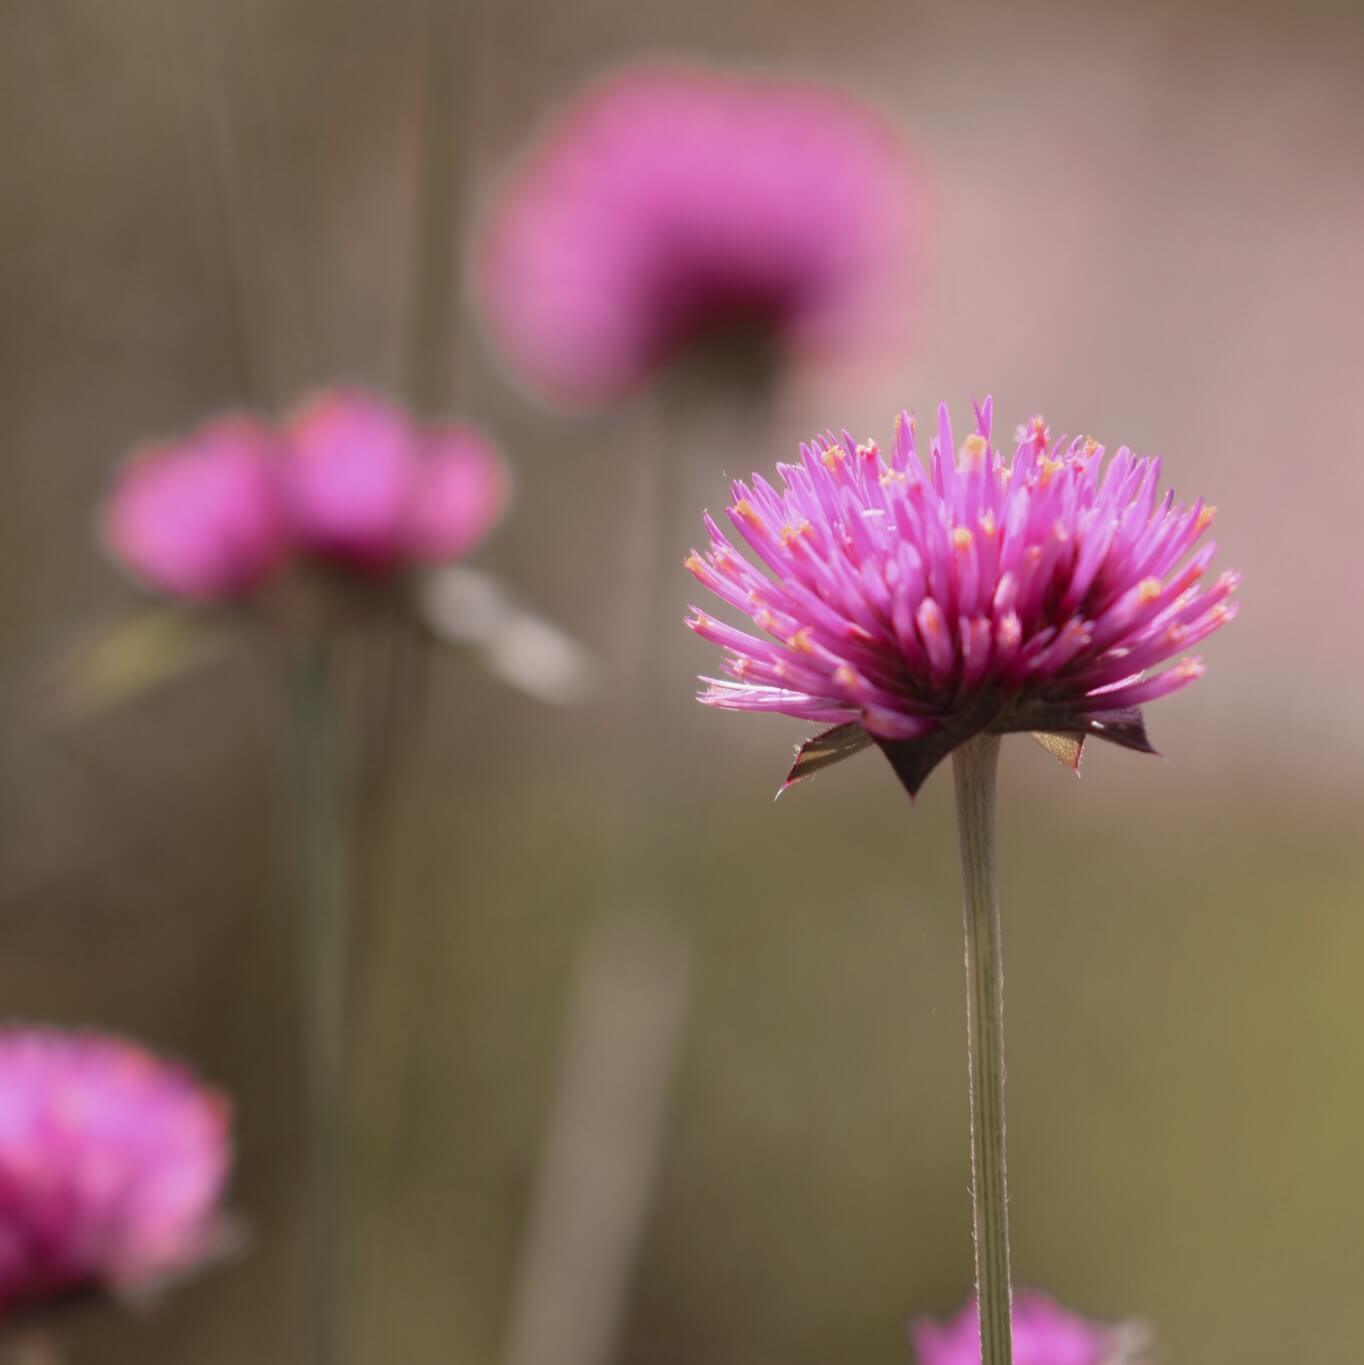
913,1292,1132,1365
102,387,507,602
0,1028,232,1318
478,63,918,406
687,400,1237,793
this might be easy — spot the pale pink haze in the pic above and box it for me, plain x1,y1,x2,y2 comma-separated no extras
478,63,919,406
687,400,1238,792
102,416,286,601
913,1292,1122,1365
282,388,508,570
0,1028,232,1317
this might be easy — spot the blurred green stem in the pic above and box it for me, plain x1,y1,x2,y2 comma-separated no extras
289,636,353,1365
951,734,1012,1365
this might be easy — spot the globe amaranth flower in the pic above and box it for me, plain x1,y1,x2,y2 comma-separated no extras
686,399,1237,795
102,387,507,599
477,63,918,406
912,1291,1142,1365
101,415,286,601
0,1028,232,1317
282,387,507,571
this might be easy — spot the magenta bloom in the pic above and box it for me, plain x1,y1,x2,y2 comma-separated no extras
102,416,286,601
912,1292,1128,1365
282,388,507,571
0,1029,232,1317
687,401,1237,793
478,63,918,406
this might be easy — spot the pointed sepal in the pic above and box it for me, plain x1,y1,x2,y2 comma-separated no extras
1017,704,1158,757
872,721,980,800
780,722,874,793
1079,706,1158,755
1030,731,1084,772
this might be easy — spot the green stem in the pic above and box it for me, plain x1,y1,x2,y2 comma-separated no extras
289,637,353,1365
951,734,1012,1365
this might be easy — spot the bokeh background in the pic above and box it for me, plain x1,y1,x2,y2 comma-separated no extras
3,1,1364,1362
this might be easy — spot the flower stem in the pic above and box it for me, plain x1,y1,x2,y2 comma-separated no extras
289,636,353,1365
951,734,1013,1365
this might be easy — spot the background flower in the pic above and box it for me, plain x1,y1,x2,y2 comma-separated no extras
477,62,918,406
101,416,285,602
282,388,418,570
912,1292,1129,1365
102,389,508,599
0,1028,232,1317
403,423,509,565
279,387,508,573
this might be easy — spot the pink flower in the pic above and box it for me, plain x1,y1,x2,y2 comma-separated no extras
912,1292,1127,1365
101,416,286,601
686,400,1238,794
478,63,918,406
405,424,510,564
282,388,506,571
0,1029,232,1317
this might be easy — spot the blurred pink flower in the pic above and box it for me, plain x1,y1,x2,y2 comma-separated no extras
687,400,1238,794
405,424,509,564
912,1291,1124,1365
0,1028,232,1318
101,416,285,601
282,387,506,571
478,63,919,406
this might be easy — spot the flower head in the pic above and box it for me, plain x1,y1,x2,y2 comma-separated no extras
282,388,507,571
687,399,1237,794
478,63,918,406
101,389,508,599
0,1028,232,1318
912,1292,1136,1365
404,424,510,564
101,416,286,601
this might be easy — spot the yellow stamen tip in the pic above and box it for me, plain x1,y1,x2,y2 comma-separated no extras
1196,505,1217,533
820,446,843,470
978,510,998,537
734,498,761,525
951,526,974,551
684,553,705,574
958,433,988,471
834,665,859,690
1138,577,1162,603
789,628,814,654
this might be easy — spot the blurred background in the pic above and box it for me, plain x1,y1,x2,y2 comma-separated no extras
3,0,1364,1362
